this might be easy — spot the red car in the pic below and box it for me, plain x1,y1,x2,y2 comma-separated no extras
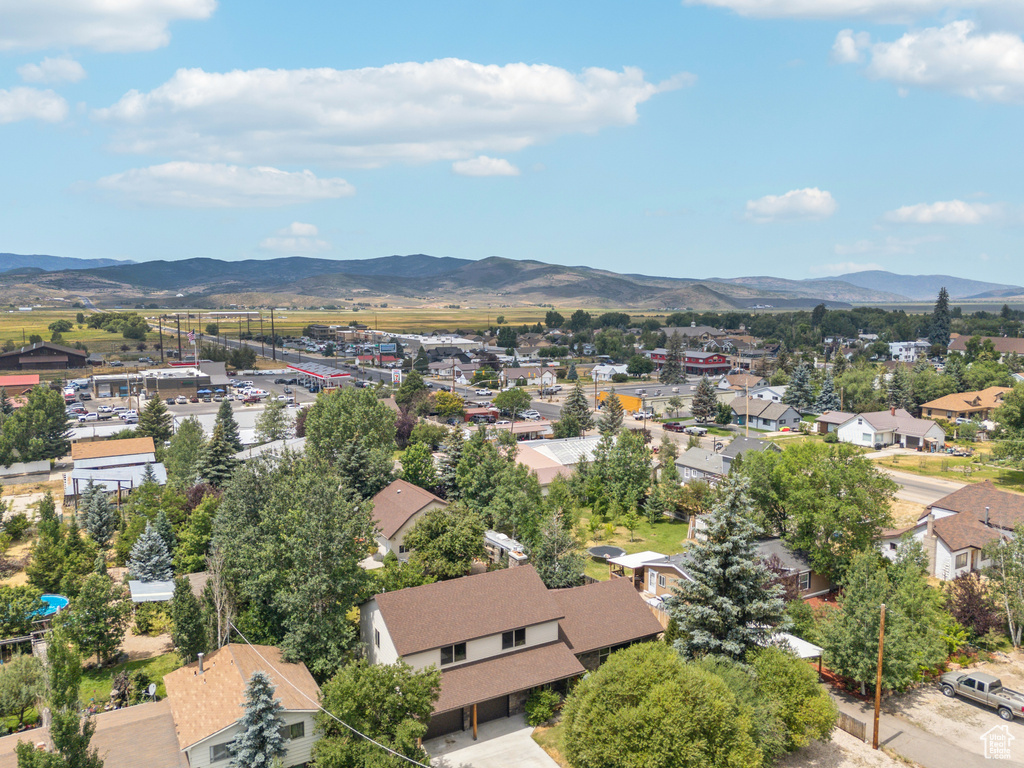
243,396,261,404
663,422,686,433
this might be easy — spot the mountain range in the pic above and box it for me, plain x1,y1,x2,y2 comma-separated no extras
0,253,1020,310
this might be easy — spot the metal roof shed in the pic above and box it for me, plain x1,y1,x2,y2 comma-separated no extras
128,580,175,603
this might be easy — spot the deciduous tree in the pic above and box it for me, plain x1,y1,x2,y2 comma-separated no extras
404,503,485,579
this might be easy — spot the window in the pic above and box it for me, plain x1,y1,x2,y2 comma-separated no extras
888,542,897,551
955,552,968,569
658,574,666,589
962,678,976,690
398,544,408,554
598,647,611,665
374,629,380,648
799,572,811,591
210,743,231,762
440,643,467,665
862,433,871,443
502,628,526,649
279,722,305,741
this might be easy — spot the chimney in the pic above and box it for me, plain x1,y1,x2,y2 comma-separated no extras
926,513,934,538
890,406,895,416
198,652,204,673
985,506,990,526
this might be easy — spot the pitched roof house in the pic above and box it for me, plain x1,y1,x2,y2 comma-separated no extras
731,397,802,431
371,479,447,561
948,335,1024,357
921,387,1012,422
716,373,766,391
163,644,321,768
835,408,946,449
361,566,662,739
0,341,89,370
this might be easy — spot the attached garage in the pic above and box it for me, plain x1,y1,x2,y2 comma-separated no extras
424,708,463,741
475,695,509,725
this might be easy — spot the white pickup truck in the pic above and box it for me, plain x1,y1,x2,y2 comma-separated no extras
941,671,1024,721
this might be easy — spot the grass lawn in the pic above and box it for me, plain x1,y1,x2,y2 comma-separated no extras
2,708,40,733
79,651,182,707
532,720,569,768
581,516,691,581
874,453,1024,490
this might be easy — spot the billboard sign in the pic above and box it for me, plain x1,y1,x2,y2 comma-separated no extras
379,343,397,353
391,370,402,384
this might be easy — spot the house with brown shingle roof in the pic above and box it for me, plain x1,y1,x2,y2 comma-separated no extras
880,482,1024,581
730,397,802,431
834,408,946,449
71,436,156,469
361,565,662,740
921,387,1012,422
371,479,447,561
716,373,766,392
948,335,1024,357
163,643,320,768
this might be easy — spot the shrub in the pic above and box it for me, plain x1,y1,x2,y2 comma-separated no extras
2,513,31,541
133,602,171,636
610,373,629,383
526,688,560,726
823,431,839,443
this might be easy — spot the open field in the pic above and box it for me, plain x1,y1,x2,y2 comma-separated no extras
873,452,1024,491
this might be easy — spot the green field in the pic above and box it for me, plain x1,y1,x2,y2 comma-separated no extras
581,516,691,581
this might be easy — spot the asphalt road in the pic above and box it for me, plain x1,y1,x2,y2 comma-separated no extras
879,467,965,506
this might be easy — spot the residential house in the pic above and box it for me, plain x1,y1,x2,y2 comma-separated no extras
719,436,781,466
920,387,1012,422
498,367,556,387
754,538,833,598
835,408,946,450
682,350,730,377
881,482,1024,581
888,340,931,363
0,341,88,371
0,374,39,395
163,644,320,768
371,479,447,561
731,397,802,431
590,364,628,382
360,566,661,739
748,384,787,402
815,410,856,434
660,323,727,343
484,530,528,566
638,554,693,599
948,335,1024,358
716,373,766,392
514,436,604,493
676,447,726,486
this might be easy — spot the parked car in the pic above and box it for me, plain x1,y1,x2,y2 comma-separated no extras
120,410,138,421
274,378,287,384
79,392,92,401
940,671,1024,721
520,410,541,420
175,396,188,404
243,396,261,404
112,406,127,414
633,409,654,420
109,361,124,367
98,405,113,413
664,422,686,432
189,396,199,403
476,388,493,396
78,412,99,422
684,426,707,436
122,415,139,424
283,386,292,394
166,397,176,405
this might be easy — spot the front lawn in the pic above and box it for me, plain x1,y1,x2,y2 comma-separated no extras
532,720,569,768
581,516,691,581
80,651,182,708
874,453,1024,490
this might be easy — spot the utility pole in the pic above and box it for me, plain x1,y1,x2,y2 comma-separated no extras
176,315,182,360
872,603,886,750
159,315,165,363
270,308,277,361
260,316,265,357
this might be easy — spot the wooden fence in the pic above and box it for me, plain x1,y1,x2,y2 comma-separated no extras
835,707,866,742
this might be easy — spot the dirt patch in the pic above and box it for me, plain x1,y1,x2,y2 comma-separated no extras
889,499,925,529
776,729,908,768
120,626,173,662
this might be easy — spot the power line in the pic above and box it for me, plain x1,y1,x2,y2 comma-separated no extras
225,621,432,768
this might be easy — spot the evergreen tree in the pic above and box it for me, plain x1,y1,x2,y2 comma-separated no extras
598,389,624,435
141,462,157,486
887,365,914,411
170,576,207,663
197,421,238,488
254,398,289,444
560,380,593,435
400,442,437,491
929,287,951,347
831,349,848,376
434,429,464,500
154,509,176,556
945,352,968,393
164,416,205,490
690,376,718,424
0,388,12,417
335,436,393,499
776,340,792,374
395,369,429,407
128,521,174,582
136,397,173,444
783,364,814,411
814,374,842,413
174,495,216,573
214,399,243,452
659,331,685,384
526,510,585,588
566,361,578,381
228,671,286,768
412,347,429,373
80,481,117,548
668,475,786,659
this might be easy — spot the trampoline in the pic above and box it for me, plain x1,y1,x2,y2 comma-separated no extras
588,545,626,561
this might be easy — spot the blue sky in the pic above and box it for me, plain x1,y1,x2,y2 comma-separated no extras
1,1,1022,284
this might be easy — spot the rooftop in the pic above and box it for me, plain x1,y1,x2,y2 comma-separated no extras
920,387,1012,413
551,578,665,655
71,436,156,462
371,479,446,540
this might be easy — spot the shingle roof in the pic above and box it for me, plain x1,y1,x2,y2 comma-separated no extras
371,479,446,540
433,642,584,714
948,336,1024,355
720,436,781,460
816,410,856,425
921,387,1012,414
551,578,665,655
0,341,88,360
373,566,564,657
71,436,156,461
163,644,320,749
921,482,1024,551
858,409,940,437
731,397,796,421
0,700,187,768
719,373,764,389
675,447,725,476
755,538,812,574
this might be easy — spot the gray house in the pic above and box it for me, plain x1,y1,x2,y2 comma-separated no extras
731,397,801,431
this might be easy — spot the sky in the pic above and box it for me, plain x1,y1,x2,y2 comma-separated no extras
1,1,1023,284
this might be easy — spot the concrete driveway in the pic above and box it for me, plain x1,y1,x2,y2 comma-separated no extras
425,715,559,768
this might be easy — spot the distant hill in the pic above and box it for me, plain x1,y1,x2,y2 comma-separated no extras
821,271,1024,302
0,253,134,273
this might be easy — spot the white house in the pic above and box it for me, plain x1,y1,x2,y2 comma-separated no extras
835,408,946,450
888,340,931,363
163,644,320,768
498,367,556,387
590,364,628,382
880,482,1023,581
747,384,787,402
371,479,447,560
731,397,801,431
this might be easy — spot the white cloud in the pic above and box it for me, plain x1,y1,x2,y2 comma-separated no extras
18,56,86,84
95,59,688,167
745,187,837,222
0,87,67,123
837,21,1024,102
810,261,886,276
834,234,944,255
832,29,871,63
884,199,999,224
0,0,215,52
682,0,998,22
95,162,355,208
260,222,330,253
452,155,520,177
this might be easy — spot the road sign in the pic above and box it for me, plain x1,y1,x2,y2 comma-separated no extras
391,369,402,384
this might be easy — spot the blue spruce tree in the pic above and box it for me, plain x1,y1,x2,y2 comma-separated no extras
128,521,174,582
229,671,286,768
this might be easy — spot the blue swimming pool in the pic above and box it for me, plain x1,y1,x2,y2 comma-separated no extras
39,594,68,617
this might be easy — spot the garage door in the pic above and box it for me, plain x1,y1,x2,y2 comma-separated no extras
476,695,509,725
905,436,919,448
424,708,463,741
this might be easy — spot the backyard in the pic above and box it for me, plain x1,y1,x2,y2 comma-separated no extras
579,515,690,582
79,651,181,709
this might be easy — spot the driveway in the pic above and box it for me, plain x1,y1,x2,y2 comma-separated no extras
425,714,559,768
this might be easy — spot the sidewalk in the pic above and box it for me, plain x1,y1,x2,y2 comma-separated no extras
830,690,995,768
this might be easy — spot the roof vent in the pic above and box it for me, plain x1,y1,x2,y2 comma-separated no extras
198,652,204,673
396,488,401,493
